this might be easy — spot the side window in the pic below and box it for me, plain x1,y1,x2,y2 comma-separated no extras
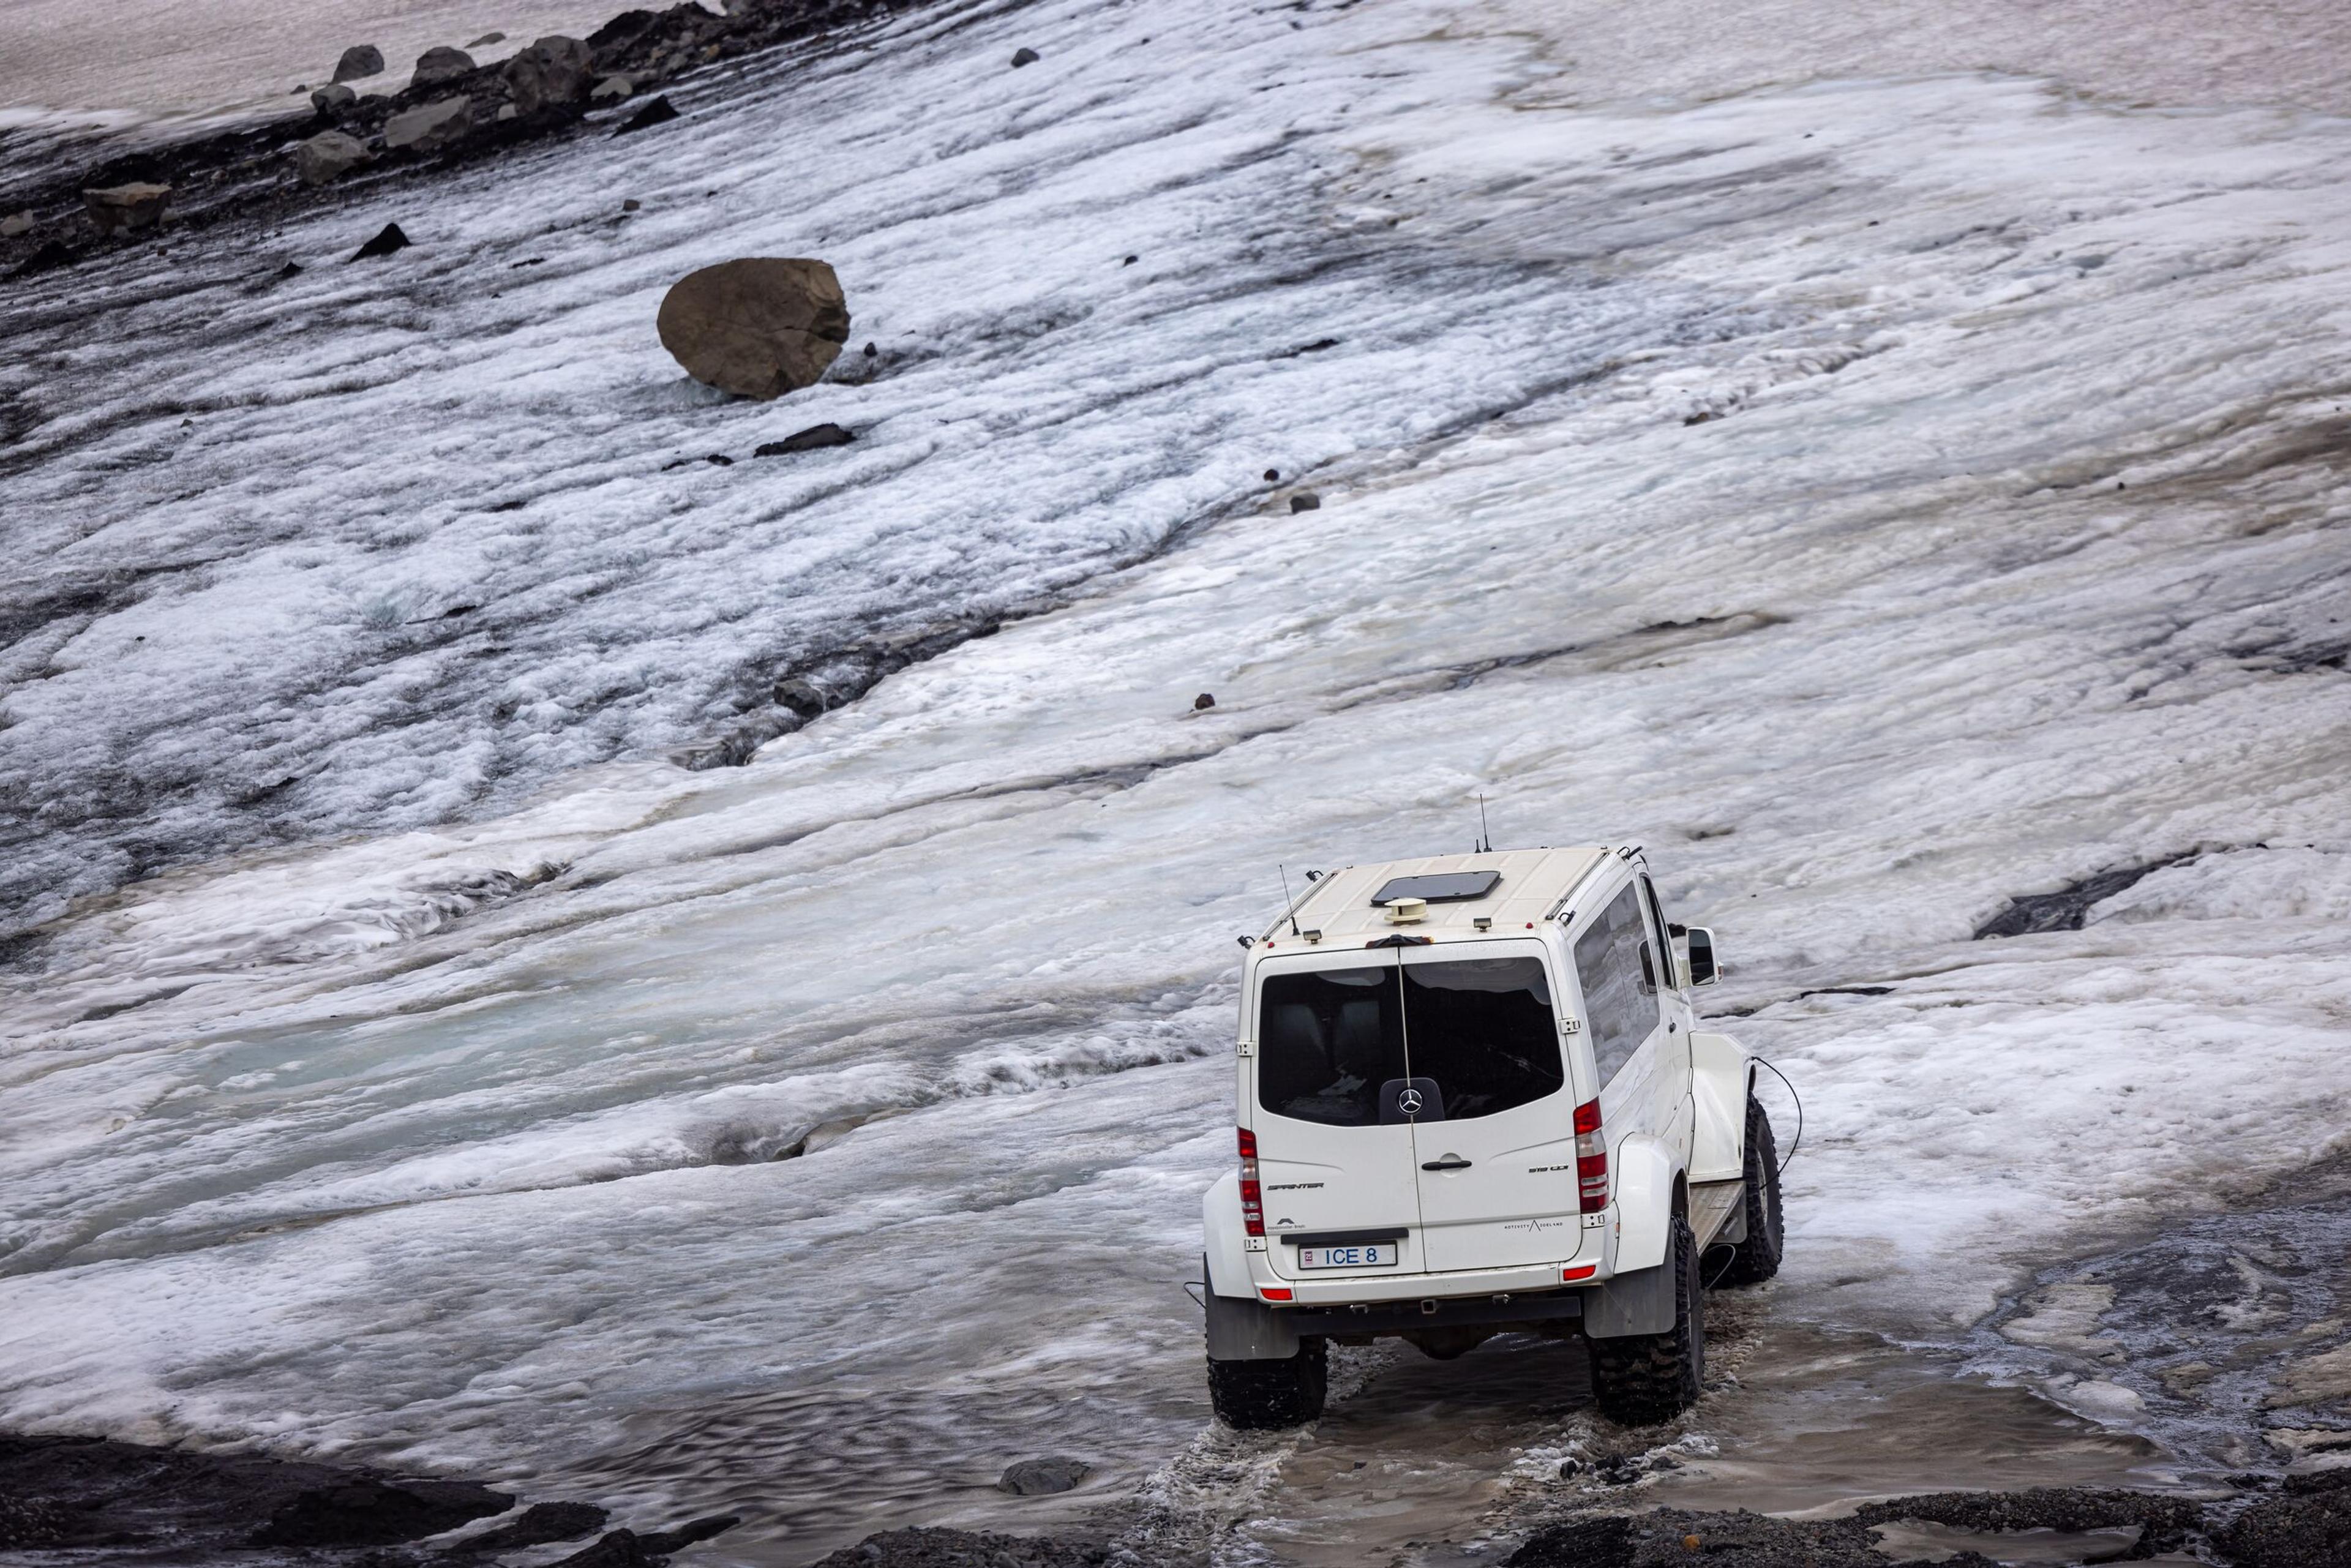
1639,874,1676,994
1573,884,1660,1087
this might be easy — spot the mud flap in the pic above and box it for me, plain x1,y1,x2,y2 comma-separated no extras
1204,1255,1302,1361
1580,1259,1677,1338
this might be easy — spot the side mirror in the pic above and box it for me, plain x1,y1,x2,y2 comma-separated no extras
1685,926,1720,986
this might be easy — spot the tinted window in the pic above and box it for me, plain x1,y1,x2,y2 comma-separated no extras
1258,965,1406,1125
1401,957,1563,1119
1574,884,1659,1086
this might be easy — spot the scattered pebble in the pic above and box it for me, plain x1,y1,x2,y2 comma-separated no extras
1262,467,1278,481
997,1457,1087,1496
348,222,410,261
1011,47,1040,67
755,423,855,456
465,31,506,48
617,95,679,134
1289,492,1321,512
1193,692,1215,710
623,198,642,211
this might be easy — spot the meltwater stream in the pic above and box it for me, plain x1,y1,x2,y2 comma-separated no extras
7,0,2351,1562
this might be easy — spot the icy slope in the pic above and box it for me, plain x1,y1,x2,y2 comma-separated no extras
6,0,2351,1558
0,0,1749,936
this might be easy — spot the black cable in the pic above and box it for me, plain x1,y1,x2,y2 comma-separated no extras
1754,1056,1802,1177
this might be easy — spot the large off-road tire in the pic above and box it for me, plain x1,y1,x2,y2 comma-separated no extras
1717,1092,1784,1286
1588,1214,1704,1425
1207,1340,1327,1430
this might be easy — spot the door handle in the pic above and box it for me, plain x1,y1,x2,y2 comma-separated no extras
1420,1157,1472,1171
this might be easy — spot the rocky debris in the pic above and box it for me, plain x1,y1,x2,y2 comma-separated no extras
454,1499,609,1551
2214,1471,2351,1568
1852,1486,2199,1553
618,94,680,133
503,36,594,114
295,131,371,186
0,212,31,238
807,1528,1110,1568
546,1515,740,1567
998,1457,1090,1496
467,31,506,48
1509,1508,1987,1568
412,47,478,88
1289,491,1321,512
2,2,911,271
624,198,642,211
275,260,302,277
1011,47,1041,67
755,422,854,456
82,182,170,234
0,1433,512,1556
1262,467,1279,480
350,222,411,261
250,1476,512,1547
658,257,850,400
1193,692,1215,710
311,82,358,113
591,74,637,101
333,43,386,82
384,96,474,153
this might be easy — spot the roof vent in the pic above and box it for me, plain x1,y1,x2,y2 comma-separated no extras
1385,896,1428,924
1371,871,1499,906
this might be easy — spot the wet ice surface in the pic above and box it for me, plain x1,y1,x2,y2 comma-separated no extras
7,0,2351,1562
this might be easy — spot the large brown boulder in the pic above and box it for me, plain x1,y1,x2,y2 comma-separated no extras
83,183,170,234
502,36,593,114
657,259,849,400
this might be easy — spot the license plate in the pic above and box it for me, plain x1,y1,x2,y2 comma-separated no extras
1295,1243,1398,1269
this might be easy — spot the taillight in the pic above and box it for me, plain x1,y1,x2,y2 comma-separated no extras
1573,1098,1609,1213
1238,1127,1265,1237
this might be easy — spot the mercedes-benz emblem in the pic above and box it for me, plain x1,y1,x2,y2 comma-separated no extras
1397,1087,1424,1116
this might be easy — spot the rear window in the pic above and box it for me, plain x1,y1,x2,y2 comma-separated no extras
1257,956,1564,1125
1573,883,1659,1086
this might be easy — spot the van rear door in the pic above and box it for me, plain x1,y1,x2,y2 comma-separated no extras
1396,943,1583,1273
1249,955,1428,1280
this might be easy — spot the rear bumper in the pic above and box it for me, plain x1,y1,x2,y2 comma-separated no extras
1284,1284,1583,1339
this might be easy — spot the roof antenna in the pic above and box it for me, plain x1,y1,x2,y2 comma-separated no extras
1477,793,1493,855
1278,864,1302,936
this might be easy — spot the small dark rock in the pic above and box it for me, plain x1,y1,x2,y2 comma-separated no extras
1123,254,1138,265
807,1527,1109,1568
1289,492,1321,512
1192,693,1215,711
12,240,77,279
83,182,171,235
349,222,410,261
1011,47,1041,67
334,44,386,82
705,454,733,466
755,422,855,456
639,1514,741,1552
617,95,680,134
276,260,303,279
467,31,506,47
863,341,877,357
623,198,642,211
999,1457,1090,1496
1558,1457,1582,1479
249,1478,511,1548
774,678,828,717
457,1500,609,1551
1262,468,1278,481
548,1528,662,1568
311,82,357,113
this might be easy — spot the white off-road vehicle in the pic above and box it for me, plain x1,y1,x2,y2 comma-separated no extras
1201,845,1783,1428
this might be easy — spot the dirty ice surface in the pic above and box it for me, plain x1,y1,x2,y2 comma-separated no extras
7,0,2351,1561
